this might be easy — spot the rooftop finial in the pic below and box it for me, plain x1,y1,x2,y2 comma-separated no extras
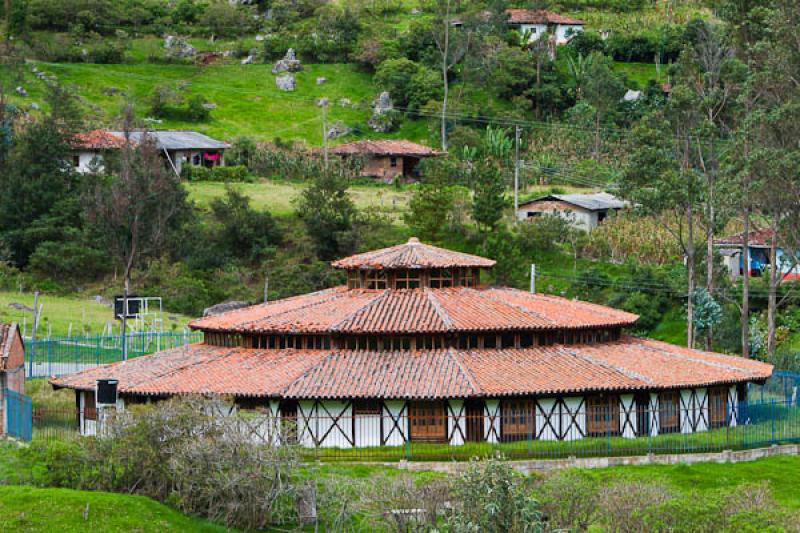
408,237,420,244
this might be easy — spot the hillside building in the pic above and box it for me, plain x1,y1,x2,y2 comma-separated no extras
330,140,441,182
516,192,628,231
72,129,229,175
715,229,800,281
52,239,771,446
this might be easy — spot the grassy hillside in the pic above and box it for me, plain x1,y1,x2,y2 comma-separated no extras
187,179,412,219
0,485,234,533
0,291,191,337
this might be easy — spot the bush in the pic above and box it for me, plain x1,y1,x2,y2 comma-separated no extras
448,455,544,533
181,165,251,182
374,58,442,110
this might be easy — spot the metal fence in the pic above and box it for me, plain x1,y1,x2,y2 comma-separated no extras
24,331,203,379
28,399,800,462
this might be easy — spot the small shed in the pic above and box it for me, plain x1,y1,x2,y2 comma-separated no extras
0,323,26,437
517,192,628,231
331,140,441,182
505,9,585,44
714,229,800,280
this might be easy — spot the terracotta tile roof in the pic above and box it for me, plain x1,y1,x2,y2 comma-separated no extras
331,238,497,270
189,285,638,334
714,228,776,248
331,140,440,157
72,130,126,150
49,337,773,399
506,9,585,25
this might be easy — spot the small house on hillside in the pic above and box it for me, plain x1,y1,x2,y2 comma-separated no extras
331,140,441,182
0,323,25,438
517,192,628,231
714,229,800,281
72,129,229,175
454,9,585,45
505,9,585,45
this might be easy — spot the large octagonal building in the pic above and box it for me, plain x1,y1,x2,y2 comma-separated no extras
52,239,772,445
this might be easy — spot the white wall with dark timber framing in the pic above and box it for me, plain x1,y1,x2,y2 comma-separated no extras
448,399,466,445
74,388,746,444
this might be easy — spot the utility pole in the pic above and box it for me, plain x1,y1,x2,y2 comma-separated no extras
121,287,128,361
264,275,269,303
530,264,536,293
514,125,521,217
319,97,329,170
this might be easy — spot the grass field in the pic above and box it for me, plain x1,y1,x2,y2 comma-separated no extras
0,292,191,338
187,179,413,219
0,485,234,533
5,55,431,146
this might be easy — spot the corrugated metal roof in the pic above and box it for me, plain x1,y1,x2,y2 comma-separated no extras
520,192,628,211
109,130,229,151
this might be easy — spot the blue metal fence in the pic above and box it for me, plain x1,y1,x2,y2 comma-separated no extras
5,389,32,441
25,331,203,379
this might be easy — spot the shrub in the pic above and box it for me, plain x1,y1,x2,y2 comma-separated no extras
448,455,544,533
185,94,210,121
181,165,251,182
537,470,598,531
374,58,442,110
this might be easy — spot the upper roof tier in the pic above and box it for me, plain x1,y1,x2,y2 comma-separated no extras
189,286,638,334
331,238,496,270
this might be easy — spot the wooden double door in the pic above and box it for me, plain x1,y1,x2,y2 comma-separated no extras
408,401,448,443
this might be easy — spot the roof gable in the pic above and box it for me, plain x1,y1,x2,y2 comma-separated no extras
331,238,496,270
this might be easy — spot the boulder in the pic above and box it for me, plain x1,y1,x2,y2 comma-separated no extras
317,97,329,107
316,76,327,85
202,102,217,110
15,86,27,96
203,300,250,317
241,55,254,65
272,48,302,74
30,102,40,110
164,35,195,58
327,121,352,139
337,98,352,107
255,35,265,42
368,91,398,132
276,73,296,91
623,89,643,102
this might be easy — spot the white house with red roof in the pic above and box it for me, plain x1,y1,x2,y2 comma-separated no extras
52,239,772,445
505,9,585,45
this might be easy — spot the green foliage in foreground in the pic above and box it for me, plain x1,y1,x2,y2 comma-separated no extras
0,485,233,533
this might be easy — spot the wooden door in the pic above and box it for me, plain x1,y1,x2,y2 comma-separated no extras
708,387,727,428
586,394,620,436
635,393,650,437
658,391,680,433
280,401,298,443
501,399,535,442
464,400,485,442
408,401,447,443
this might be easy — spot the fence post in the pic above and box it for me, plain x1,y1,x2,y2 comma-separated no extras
772,399,776,444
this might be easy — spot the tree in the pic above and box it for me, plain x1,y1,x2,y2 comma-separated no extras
403,159,465,243
88,111,190,297
622,109,704,348
295,169,359,261
471,158,507,233
430,0,472,151
582,52,625,159
0,86,81,266
208,186,282,264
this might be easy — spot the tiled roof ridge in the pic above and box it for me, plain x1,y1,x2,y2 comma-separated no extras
448,348,482,395
562,342,655,386
425,289,455,329
531,291,637,321
481,288,553,325
279,349,341,396
330,290,389,331
193,288,344,331
632,337,758,376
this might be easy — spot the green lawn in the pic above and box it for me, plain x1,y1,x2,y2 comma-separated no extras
614,61,664,88
5,56,433,146
0,292,191,338
186,179,412,219
586,455,800,511
0,485,234,533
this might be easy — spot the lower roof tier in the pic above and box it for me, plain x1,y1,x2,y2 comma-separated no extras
50,337,773,400
189,286,639,335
